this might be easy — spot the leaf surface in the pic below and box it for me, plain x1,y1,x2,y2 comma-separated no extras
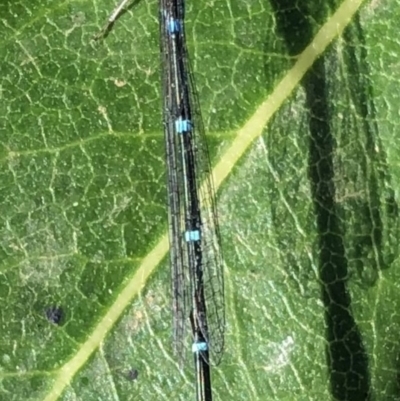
1,0,399,400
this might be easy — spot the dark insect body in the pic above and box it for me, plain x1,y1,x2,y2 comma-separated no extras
95,1,225,400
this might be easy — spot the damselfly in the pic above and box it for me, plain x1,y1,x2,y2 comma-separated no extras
95,0,225,376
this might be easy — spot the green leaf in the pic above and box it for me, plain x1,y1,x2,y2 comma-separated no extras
1,0,400,400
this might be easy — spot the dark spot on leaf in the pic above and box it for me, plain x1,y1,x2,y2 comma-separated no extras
81,377,89,386
45,306,63,325
126,368,138,381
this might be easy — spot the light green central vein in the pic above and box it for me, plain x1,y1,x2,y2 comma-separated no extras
43,0,365,399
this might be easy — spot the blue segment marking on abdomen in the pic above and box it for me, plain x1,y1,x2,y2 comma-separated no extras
185,230,201,242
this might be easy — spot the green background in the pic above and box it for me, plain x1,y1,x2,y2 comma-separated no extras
1,0,400,400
